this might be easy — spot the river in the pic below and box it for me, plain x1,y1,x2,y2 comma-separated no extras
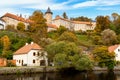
0,71,119,80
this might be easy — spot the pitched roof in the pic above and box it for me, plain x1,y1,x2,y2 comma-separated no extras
53,16,92,25
1,13,33,23
47,23,58,29
14,42,42,55
45,7,53,14
108,45,119,53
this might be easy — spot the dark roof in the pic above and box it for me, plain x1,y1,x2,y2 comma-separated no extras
45,7,53,14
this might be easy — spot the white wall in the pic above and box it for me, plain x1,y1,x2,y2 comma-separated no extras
114,46,120,61
13,49,48,66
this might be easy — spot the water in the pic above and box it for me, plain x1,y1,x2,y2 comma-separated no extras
0,71,119,80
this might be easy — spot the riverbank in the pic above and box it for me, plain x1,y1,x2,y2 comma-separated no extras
0,66,57,75
1,66,120,75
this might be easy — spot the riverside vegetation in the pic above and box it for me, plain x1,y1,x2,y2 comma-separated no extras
0,11,120,71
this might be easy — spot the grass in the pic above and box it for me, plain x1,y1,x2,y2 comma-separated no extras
76,34,94,47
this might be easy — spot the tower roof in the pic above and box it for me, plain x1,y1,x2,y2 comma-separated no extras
45,7,53,14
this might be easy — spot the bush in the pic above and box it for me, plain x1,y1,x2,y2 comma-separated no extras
6,61,16,67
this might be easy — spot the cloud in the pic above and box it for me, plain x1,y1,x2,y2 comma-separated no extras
73,0,120,8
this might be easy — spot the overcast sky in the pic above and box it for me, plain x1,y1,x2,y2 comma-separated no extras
0,0,120,20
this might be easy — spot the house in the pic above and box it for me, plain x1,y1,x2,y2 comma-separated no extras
44,7,96,31
0,18,6,30
108,44,120,61
47,23,58,32
13,42,48,66
1,13,33,30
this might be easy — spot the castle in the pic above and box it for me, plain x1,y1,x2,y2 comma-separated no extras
0,7,96,31
45,7,96,31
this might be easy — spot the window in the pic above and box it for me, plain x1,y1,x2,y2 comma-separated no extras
33,60,35,63
33,52,36,56
118,49,120,52
19,60,21,63
37,52,39,56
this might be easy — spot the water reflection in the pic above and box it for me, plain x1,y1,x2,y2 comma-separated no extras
0,71,119,80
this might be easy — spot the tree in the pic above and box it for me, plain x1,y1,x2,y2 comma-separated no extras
1,35,11,58
58,31,78,43
57,25,68,35
73,54,93,71
17,22,25,31
95,16,111,33
29,10,47,38
101,29,118,45
62,12,68,19
93,46,115,70
70,16,92,22
46,41,80,61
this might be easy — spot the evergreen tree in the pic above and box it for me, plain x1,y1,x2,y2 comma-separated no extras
62,12,68,19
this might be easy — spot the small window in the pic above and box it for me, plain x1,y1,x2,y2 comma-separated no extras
37,52,39,56
33,52,36,56
118,49,120,52
33,60,35,63
19,60,20,63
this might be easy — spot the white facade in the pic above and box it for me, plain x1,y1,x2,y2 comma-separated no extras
114,45,120,61
13,42,48,66
13,49,48,66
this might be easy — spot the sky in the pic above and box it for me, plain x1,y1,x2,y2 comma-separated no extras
0,0,120,20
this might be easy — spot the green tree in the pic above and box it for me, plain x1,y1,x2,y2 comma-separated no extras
73,54,93,71
46,41,80,61
93,46,115,70
62,12,68,19
17,22,25,31
101,29,118,45
57,25,68,35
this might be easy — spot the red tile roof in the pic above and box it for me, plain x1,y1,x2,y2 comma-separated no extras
1,13,33,23
108,45,119,53
14,42,42,55
47,23,58,29
53,16,92,25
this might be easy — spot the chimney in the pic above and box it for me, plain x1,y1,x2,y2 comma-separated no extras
31,42,34,45
26,43,28,45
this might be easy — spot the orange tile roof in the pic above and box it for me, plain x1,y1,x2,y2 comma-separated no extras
47,23,58,29
14,42,42,55
1,13,33,23
53,16,92,25
108,45,119,53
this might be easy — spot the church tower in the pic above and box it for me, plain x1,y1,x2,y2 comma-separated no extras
45,7,53,24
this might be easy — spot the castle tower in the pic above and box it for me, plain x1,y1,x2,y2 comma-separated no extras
45,7,53,24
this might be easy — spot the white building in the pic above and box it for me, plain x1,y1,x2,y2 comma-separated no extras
0,18,6,30
13,42,48,66
108,45,120,61
44,7,96,31
1,13,33,30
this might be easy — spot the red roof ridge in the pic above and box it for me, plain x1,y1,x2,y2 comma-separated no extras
47,23,58,29
1,13,33,23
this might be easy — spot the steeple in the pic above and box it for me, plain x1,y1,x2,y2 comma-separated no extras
45,7,53,14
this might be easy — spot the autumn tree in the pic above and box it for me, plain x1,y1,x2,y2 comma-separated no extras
1,35,11,58
95,16,111,33
62,12,68,19
17,22,25,31
29,10,47,38
101,29,118,45
93,46,115,70
58,31,78,43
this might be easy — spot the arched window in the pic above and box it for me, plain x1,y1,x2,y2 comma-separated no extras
33,52,36,56
33,60,35,63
